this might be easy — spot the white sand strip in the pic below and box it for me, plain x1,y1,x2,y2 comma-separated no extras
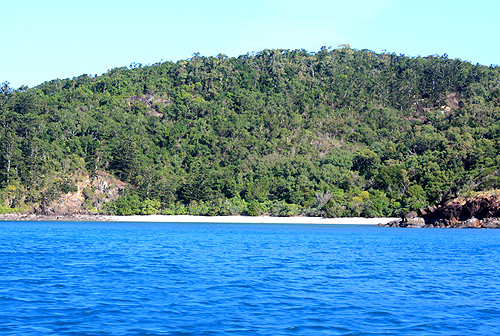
105,215,398,225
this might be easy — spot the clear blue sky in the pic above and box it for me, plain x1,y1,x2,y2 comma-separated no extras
2,0,498,88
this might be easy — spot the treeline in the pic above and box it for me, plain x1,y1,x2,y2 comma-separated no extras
1,46,500,217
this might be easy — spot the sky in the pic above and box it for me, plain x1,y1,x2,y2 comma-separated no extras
2,0,499,89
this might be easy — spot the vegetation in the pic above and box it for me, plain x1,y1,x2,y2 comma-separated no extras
1,46,500,217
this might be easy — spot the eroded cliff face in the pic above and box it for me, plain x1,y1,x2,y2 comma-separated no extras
383,193,500,228
36,170,128,216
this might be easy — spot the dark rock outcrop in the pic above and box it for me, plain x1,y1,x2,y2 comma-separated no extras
382,194,500,228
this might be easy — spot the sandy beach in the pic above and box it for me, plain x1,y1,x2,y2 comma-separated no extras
0,213,397,224
106,215,398,225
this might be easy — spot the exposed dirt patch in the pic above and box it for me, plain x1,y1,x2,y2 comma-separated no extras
38,171,128,216
127,94,172,117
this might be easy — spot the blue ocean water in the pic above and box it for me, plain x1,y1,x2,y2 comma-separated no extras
1,222,499,335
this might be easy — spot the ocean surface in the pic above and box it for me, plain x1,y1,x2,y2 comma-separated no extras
1,222,499,335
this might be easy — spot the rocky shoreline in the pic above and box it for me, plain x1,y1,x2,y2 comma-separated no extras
0,213,112,222
380,194,500,228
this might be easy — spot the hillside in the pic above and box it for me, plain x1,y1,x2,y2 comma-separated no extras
1,46,500,217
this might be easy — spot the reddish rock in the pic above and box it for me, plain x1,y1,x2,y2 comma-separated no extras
418,208,428,216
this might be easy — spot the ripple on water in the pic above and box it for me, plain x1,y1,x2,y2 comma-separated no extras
0,222,500,335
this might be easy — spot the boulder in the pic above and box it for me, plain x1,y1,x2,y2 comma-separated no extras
403,211,418,221
481,218,500,229
406,217,426,228
461,217,480,228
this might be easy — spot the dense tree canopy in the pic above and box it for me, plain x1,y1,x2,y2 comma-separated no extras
1,46,499,217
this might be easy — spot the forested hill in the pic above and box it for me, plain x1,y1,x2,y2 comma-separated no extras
1,46,500,217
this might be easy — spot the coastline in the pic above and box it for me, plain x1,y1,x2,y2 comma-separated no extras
105,215,398,225
0,213,398,225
